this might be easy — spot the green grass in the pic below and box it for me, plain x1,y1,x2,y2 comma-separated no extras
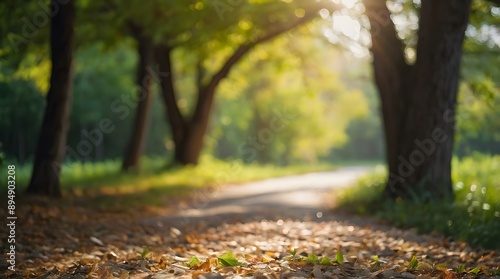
1,155,334,209
336,153,500,250
328,159,383,167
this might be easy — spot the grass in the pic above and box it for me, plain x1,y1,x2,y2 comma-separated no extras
336,153,500,250
328,159,383,167
1,155,334,209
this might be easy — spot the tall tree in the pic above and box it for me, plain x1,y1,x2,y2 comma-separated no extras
26,0,75,196
91,0,336,169
121,25,155,172
364,0,472,200
155,2,335,165
77,1,163,171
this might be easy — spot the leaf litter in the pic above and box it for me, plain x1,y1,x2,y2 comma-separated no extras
0,196,499,278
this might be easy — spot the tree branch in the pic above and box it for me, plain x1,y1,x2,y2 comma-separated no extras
205,10,320,93
155,44,187,145
191,7,328,125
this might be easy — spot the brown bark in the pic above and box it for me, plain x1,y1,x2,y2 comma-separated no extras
153,45,187,163
363,0,411,180
26,0,75,197
365,0,472,201
156,11,321,165
122,28,155,172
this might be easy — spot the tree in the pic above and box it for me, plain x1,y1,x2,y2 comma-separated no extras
121,25,155,172
26,0,75,196
82,0,204,170
75,1,173,171
154,1,336,165
363,0,472,200
89,0,336,169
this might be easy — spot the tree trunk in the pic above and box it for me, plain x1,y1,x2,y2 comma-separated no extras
363,0,410,188
154,47,215,165
175,119,210,165
154,45,188,164
122,31,155,172
26,0,75,197
173,67,221,164
365,0,472,201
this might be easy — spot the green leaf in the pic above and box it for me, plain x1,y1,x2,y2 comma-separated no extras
305,254,319,264
284,249,301,261
469,266,481,275
335,251,344,264
140,247,149,259
188,256,202,267
370,255,383,270
409,256,419,270
456,264,465,273
319,256,332,265
217,251,242,267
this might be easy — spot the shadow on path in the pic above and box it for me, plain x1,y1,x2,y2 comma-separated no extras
144,167,371,227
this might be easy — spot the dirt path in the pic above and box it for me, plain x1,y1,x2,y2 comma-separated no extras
148,167,370,227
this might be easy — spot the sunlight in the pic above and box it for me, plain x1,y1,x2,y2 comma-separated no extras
320,0,371,58
341,0,358,9
324,9,369,58
333,14,360,40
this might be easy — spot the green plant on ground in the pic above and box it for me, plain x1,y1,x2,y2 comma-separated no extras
218,251,244,267
408,256,419,270
336,153,500,250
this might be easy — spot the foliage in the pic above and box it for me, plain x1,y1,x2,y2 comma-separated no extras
187,256,202,267
68,43,136,161
0,76,44,164
0,0,49,65
1,0,497,166
336,154,500,249
457,0,500,156
408,256,419,270
140,247,150,260
69,43,170,161
326,54,384,161
209,25,368,164
217,251,243,267
455,53,500,157
0,42,172,163
335,251,344,264
283,250,344,265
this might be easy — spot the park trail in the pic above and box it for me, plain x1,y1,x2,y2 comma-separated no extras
145,166,370,227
